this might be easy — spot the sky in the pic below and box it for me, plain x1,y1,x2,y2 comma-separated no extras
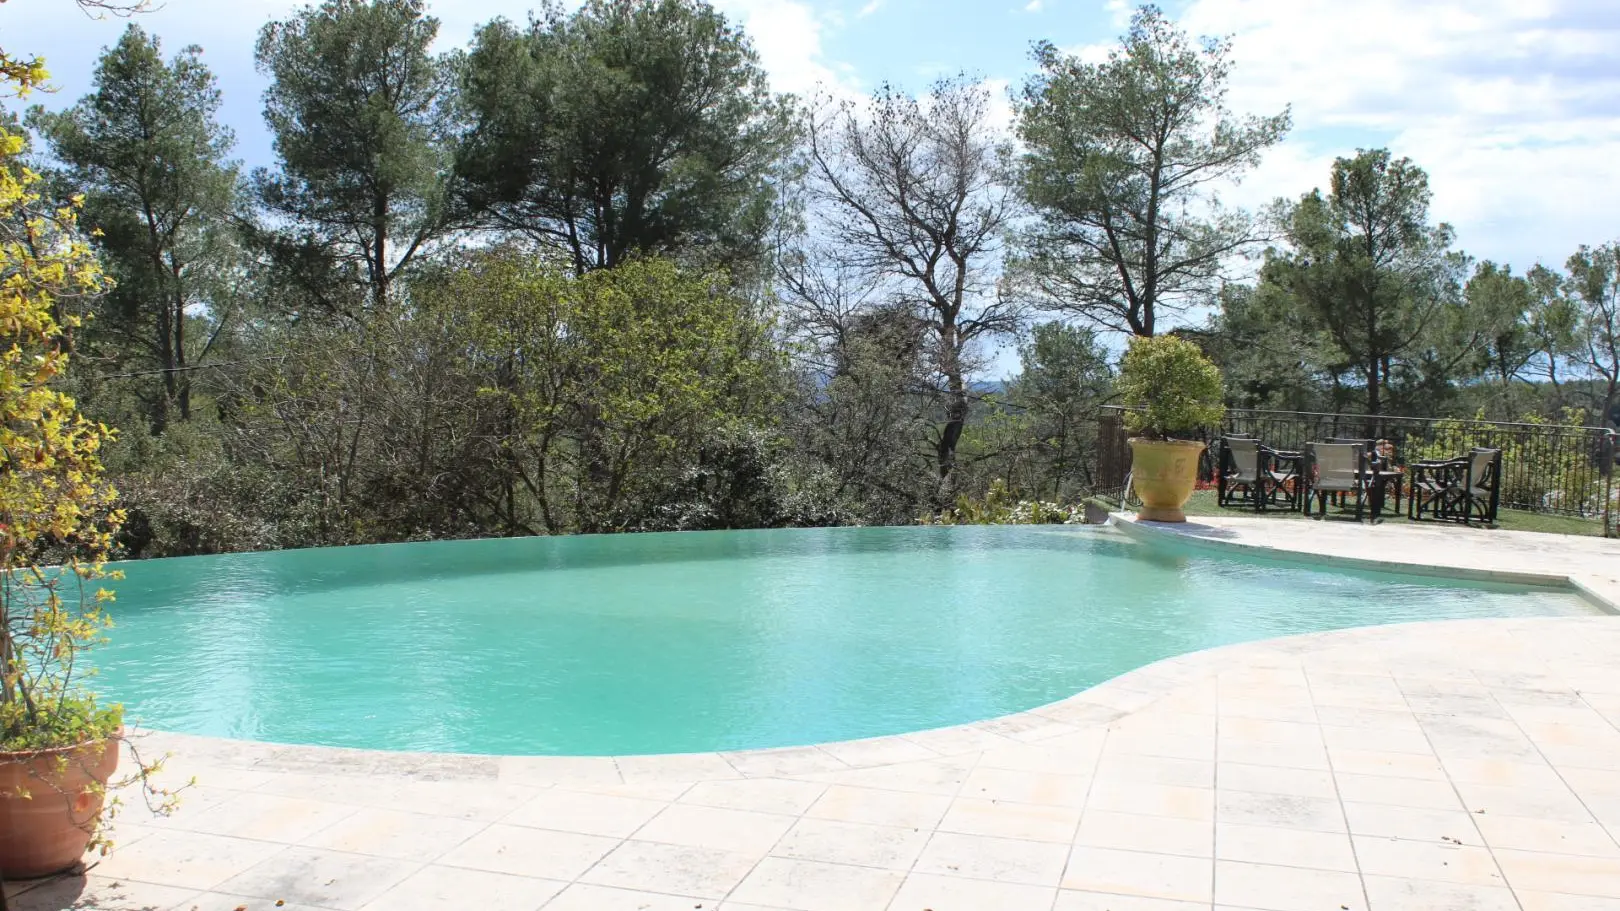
6,0,1620,371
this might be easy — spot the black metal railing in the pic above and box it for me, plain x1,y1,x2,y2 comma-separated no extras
1099,406,1618,534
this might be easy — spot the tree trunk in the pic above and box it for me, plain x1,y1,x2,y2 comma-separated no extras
372,193,389,310
934,323,968,505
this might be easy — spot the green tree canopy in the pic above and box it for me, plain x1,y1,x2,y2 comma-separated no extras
254,0,454,311
456,0,794,276
33,24,238,432
1013,4,1289,337
1563,243,1620,428
1259,149,1466,416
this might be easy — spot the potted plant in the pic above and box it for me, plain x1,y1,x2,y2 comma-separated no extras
1116,335,1226,522
0,61,173,882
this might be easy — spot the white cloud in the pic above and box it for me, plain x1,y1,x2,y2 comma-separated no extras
711,0,861,99
1178,0,1620,268
1024,0,1044,12
857,0,884,17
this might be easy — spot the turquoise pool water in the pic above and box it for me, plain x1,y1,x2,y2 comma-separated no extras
95,526,1595,755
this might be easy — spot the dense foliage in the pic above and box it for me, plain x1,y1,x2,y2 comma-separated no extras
1116,335,1226,438
7,0,1615,557
0,53,126,753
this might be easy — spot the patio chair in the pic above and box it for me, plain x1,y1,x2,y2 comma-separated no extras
1304,441,1368,521
1217,437,1299,512
1410,448,1501,525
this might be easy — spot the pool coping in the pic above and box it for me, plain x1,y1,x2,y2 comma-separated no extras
122,517,1618,785
1107,512,1620,614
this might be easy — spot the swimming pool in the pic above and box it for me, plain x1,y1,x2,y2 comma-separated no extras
94,525,1596,755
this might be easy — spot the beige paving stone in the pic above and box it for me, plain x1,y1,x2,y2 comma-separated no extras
1311,687,1410,713
305,807,485,861
1213,859,1365,911
959,765,1093,807
437,823,618,880
805,759,973,796
1538,743,1620,772
1334,772,1466,810
900,724,1019,756
1566,765,1620,800
1494,849,1620,898
1472,814,1620,857
500,787,668,838
1218,696,1318,724
1093,754,1214,789
771,817,929,870
1220,717,1329,749
939,796,1084,843
633,803,796,854
354,865,565,911
168,892,331,911
212,846,420,910
1500,703,1611,727
1326,748,1447,781
384,779,543,821
816,735,941,768
1216,823,1357,872
722,745,846,777
1088,782,1214,821
805,784,952,828
1053,891,1208,911
728,857,905,911
1438,757,1569,790
6,875,198,911
1062,846,1214,903
165,791,360,844
497,754,619,787
1312,705,1422,731
1351,834,1506,886
1075,809,1213,858
1215,762,1338,799
1453,781,1596,822
887,873,1058,911
616,752,741,783
978,731,1106,773
91,829,287,891
1360,875,1520,911
1105,726,1216,761
575,839,759,898
1341,802,1483,843
1216,738,1331,771
546,883,718,911
1216,790,1344,833
552,779,692,801
1517,890,1620,911
1321,724,1437,757
679,777,828,816
913,831,1069,886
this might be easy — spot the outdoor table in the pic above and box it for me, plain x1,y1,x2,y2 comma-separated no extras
1365,469,1405,518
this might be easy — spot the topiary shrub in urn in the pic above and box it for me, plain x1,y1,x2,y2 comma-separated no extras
0,57,176,882
1116,335,1226,522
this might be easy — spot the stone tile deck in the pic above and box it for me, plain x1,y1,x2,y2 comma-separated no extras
7,519,1620,911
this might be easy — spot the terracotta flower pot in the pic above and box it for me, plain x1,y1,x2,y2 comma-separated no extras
0,735,120,879
1129,438,1205,522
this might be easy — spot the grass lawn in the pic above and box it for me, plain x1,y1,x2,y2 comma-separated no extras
1103,489,1611,538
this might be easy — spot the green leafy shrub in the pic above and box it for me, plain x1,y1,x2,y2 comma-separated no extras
1116,335,1226,439
922,479,1084,525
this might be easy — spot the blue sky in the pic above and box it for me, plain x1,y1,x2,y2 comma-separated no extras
7,0,1620,366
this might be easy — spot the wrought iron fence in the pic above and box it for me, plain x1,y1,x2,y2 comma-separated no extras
1098,406,1618,534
